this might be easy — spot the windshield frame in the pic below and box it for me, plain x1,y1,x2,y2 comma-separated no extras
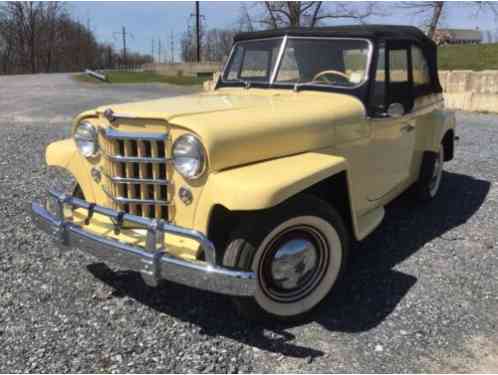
219,35,374,91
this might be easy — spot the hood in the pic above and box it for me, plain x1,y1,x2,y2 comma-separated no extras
96,89,273,122
98,88,366,172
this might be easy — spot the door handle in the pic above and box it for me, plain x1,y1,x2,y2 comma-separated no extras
401,124,415,133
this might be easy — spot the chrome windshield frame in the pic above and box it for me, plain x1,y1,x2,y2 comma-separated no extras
220,36,374,91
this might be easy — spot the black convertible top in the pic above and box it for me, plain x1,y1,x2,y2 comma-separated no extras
234,24,435,47
224,25,442,113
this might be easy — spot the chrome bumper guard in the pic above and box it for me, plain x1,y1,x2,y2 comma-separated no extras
31,190,256,296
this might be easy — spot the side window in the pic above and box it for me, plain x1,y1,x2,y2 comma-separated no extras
387,47,413,113
389,49,408,83
411,45,431,86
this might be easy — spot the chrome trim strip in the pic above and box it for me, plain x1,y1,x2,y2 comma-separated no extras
102,127,168,142
270,35,288,84
102,151,171,164
102,171,170,186
102,186,172,206
31,197,256,296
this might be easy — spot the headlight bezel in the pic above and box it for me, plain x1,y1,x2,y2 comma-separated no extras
74,121,99,158
172,133,207,180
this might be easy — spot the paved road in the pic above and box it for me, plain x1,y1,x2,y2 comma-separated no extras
0,73,497,372
0,73,197,126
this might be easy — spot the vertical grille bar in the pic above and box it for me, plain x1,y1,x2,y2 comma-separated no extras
151,142,162,218
111,140,125,211
123,140,137,215
137,140,150,217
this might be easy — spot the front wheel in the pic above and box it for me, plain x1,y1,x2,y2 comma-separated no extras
223,195,349,321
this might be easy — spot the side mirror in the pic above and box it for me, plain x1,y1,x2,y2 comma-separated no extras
387,103,405,118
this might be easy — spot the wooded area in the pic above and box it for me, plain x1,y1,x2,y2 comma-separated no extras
0,2,152,75
2,1,498,74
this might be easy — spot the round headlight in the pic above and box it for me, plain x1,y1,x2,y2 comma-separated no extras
74,122,98,158
172,134,206,179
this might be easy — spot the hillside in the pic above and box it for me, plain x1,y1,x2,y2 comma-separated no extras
438,43,498,71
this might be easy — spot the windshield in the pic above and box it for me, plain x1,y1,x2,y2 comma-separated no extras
223,37,371,89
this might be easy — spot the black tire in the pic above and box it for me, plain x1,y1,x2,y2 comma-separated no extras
73,184,85,199
415,146,444,202
223,194,350,322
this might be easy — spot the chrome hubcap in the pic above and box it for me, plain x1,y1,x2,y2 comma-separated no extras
429,150,443,196
270,239,318,290
259,226,329,303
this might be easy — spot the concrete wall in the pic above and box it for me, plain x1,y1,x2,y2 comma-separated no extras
201,69,498,113
440,70,498,113
143,62,221,77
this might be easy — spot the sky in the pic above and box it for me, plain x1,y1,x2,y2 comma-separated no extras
68,1,498,60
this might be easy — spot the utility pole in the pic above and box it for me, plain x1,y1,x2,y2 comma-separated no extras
122,26,127,65
151,37,155,62
195,1,200,62
113,27,133,67
158,38,162,64
170,30,175,63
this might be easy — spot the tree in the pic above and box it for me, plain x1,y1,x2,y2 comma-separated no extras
252,1,380,29
0,1,151,75
204,29,236,62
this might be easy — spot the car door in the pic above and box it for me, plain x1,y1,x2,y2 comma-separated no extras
367,42,416,201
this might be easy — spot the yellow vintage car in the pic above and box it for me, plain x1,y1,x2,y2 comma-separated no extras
32,25,456,321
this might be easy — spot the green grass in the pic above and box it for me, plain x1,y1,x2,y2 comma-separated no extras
75,71,210,85
438,43,498,71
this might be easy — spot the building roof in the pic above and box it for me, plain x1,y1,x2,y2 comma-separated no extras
234,25,436,47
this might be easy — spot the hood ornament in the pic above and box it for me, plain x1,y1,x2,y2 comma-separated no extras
103,108,115,123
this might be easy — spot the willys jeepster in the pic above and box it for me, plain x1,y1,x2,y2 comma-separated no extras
31,25,456,321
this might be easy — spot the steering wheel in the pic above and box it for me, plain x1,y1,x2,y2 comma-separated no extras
312,70,350,84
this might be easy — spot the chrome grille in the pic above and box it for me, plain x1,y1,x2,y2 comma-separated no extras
99,128,172,220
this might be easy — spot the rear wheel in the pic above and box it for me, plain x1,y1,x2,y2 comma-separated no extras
223,195,349,321
416,145,444,202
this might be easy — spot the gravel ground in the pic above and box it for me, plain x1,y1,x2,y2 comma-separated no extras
1,74,497,373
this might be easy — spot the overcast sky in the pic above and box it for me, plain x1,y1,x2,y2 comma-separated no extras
68,1,498,59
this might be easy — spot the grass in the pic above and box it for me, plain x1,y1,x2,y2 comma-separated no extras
438,43,498,71
75,71,210,85
75,44,498,86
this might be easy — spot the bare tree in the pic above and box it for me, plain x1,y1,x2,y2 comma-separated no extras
204,28,236,62
0,1,151,75
253,1,380,29
237,3,255,32
398,1,498,40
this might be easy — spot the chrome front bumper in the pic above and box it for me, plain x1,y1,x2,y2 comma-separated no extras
31,190,256,296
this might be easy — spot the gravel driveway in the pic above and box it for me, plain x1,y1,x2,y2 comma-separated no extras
1,73,497,373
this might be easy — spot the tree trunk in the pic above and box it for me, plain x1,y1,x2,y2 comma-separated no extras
428,2,444,40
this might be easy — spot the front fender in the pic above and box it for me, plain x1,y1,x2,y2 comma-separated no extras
194,151,356,234
46,139,97,202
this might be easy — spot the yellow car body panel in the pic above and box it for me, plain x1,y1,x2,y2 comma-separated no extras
45,86,455,259
193,151,359,236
